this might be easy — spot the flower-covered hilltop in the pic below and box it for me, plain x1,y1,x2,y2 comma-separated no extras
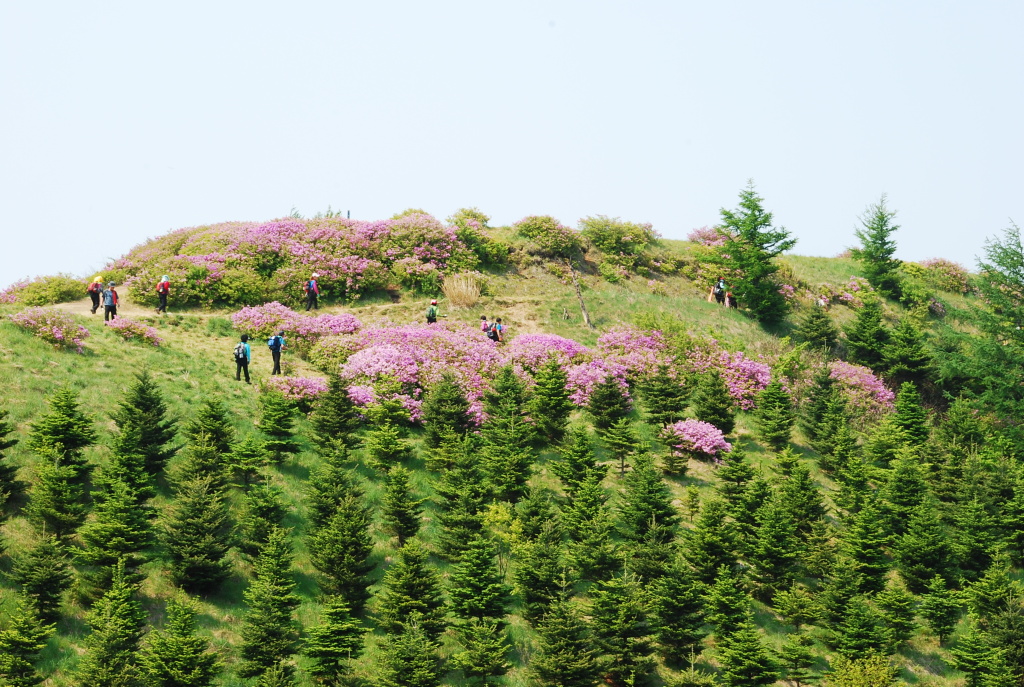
103,211,507,308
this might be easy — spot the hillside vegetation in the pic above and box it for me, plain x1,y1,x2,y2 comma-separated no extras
1,193,1022,687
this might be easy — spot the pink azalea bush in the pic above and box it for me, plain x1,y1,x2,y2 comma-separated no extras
104,318,163,346
565,358,630,407
662,419,732,461
920,258,971,294
263,376,329,411
828,361,895,427
596,327,673,381
687,226,729,248
10,307,90,353
231,302,361,356
687,344,771,410
505,334,590,371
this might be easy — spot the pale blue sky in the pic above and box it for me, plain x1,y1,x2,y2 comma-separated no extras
2,1,1022,286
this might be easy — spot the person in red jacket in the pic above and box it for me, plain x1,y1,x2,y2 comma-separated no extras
102,282,119,321
304,273,320,311
155,275,170,314
87,276,103,314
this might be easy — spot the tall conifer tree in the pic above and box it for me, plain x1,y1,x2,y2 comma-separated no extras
182,398,233,455
375,540,447,640
138,596,220,687
421,372,471,448
0,595,54,687
851,195,903,298
691,371,735,435
114,371,178,475
528,357,574,442
308,495,374,613
75,561,147,687
238,528,300,680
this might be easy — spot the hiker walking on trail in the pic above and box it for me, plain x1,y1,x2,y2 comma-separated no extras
426,299,439,324
87,276,103,314
480,315,490,333
155,275,170,314
712,276,727,306
102,282,119,322
268,330,286,375
487,317,505,343
234,334,251,384
304,273,320,311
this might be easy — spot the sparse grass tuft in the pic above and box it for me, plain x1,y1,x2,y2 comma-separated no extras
441,273,481,309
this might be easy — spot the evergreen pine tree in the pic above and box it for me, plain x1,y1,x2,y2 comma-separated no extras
102,424,156,506
182,398,233,455
161,471,233,594
747,496,799,599
876,576,917,650
448,533,511,625
364,420,414,472
551,426,604,497
640,366,689,427
684,498,739,585
0,595,55,687
513,521,566,621
75,560,147,687
827,595,889,659
816,557,866,627
302,595,365,685
0,407,23,517
450,618,511,686
590,575,657,686
432,440,489,561
892,381,930,445
948,619,996,687
795,303,839,352
951,496,998,584
26,454,87,539
841,498,890,594
774,583,817,630
114,371,178,475
308,496,374,613
587,376,632,432
258,391,300,461
528,357,574,443
421,372,471,448
717,619,780,687
515,485,560,541
824,655,898,687
877,450,927,536
480,366,536,502
882,319,935,388
778,464,827,538
375,540,447,640
308,375,362,451
235,481,287,559
600,417,641,478
649,558,706,665
376,619,443,687
691,371,735,435
811,392,849,461
138,596,220,687
170,434,228,491
919,574,962,644
530,598,602,687
381,465,423,545
305,446,360,530
704,566,750,638
27,386,97,463
799,367,837,444
844,297,890,371
717,444,754,510
11,534,73,624
238,528,300,680
777,632,816,687
78,476,154,592
754,380,794,451
227,435,270,489
894,497,954,593
617,453,680,544
862,418,913,468
851,195,903,298
562,473,617,582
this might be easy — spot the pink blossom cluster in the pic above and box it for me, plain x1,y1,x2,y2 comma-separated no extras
687,226,729,247
662,419,732,461
596,327,673,380
920,258,971,294
104,318,163,346
565,358,630,407
687,345,771,410
263,376,329,403
828,361,895,426
0,278,31,304
778,284,797,301
505,334,591,371
231,302,361,353
9,307,90,353
846,276,872,293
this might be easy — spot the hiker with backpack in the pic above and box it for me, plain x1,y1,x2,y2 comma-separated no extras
155,275,170,314
712,276,727,306
267,330,286,375
234,334,252,384
426,299,439,324
304,273,320,311
102,282,119,322
487,317,505,343
480,315,489,334
87,276,103,314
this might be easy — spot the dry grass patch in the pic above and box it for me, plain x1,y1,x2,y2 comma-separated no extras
441,272,481,309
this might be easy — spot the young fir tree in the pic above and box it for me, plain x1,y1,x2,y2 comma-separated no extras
948,618,997,687
892,381,930,445
882,319,935,389
114,371,178,475
827,595,889,659
876,575,918,650
617,453,680,545
182,398,234,455
799,366,837,444
238,528,300,680
235,481,287,559
171,433,228,491
75,560,147,687
602,417,642,478
308,375,362,451
27,386,97,464
704,565,751,638
590,575,657,686
640,366,689,427
448,533,511,625
684,498,739,585
587,375,631,432
364,420,414,471
0,595,55,687
795,303,840,353
817,557,866,627
381,465,423,545
775,583,818,630
561,473,618,582
450,617,511,686
528,357,574,443
691,370,735,435
26,453,87,539
432,439,489,561
754,380,794,451
717,619,780,687
258,391,300,461
811,392,850,461
421,372,472,448
877,449,927,535
78,476,154,592
161,470,233,594
302,595,365,686
530,597,602,687
11,534,73,624
138,596,220,687
841,497,891,594
102,424,156,506
851,195,903,298
862,418,912,468
305,445,360,531
515,485,560,542
480,366,536,502
649,557,706,665
376,618,444,687
918,574,962,644
551,426,605,497
307,495,374,613
778,463,827,538
747,496,799,599
0,407,23,517
374,540,447,640
716,443,755,510
844,297,890,371
714,182,798,323
894,498,955,593
513,521,565,621
227,435,270,490
824,655,898,687
777,632,816,687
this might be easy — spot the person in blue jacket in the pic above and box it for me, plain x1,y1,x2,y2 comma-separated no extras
234,334,251,384
268,330,286,375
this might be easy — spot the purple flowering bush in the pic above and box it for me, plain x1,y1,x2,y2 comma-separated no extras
662,419,731,461
104,318,163,346
10,307,90,353
919,258,971,294
0,274,84,306
231,302,361,356
505,334,590,372
565,359,631,407
687,226,732,248
687,344,771,410
596,327,673,381
263,376,329,411
828,361,895,427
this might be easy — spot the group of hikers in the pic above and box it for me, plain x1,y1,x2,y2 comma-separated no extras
86,277,122,321
710,276,738,309
232,330,286,384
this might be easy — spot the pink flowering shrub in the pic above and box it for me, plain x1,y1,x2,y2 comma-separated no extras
505,334,590,371
0,279,29,304
778,284,796,301
686,345,771,410
565,359,630,407
231,302,360,356
662,419,732,461
687,226,730,247
0,274,83,306
920,258,971,294
828,361,895,427
263,376,328,411
105,318,163,346
10,307,90,353
596,327,673,381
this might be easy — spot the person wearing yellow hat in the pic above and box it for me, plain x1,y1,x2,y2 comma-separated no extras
87,276,103,314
